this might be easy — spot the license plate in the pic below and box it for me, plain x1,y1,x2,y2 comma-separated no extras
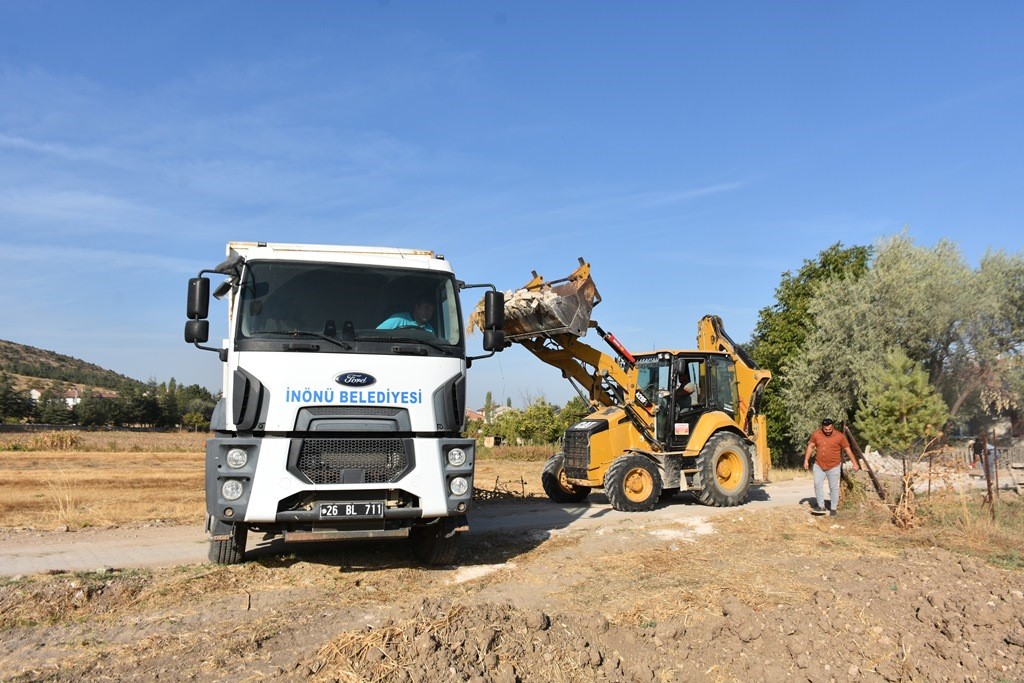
319,502,384,519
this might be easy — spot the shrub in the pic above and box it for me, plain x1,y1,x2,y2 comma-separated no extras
30,431,80,451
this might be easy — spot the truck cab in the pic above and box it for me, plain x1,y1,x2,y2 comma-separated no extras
185,242,504,565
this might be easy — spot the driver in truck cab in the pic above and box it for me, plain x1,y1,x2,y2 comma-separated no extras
377,296,435,333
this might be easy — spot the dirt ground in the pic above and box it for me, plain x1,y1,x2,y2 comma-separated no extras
2,489,1023,682
1,435,1021,681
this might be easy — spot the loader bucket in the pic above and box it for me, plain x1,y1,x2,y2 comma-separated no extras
503,275,601,340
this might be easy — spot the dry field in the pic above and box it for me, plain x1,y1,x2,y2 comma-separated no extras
0,431,207,530
0,431,553,530
0,433,805,531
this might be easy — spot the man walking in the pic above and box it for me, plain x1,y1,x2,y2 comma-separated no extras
804,418,859,516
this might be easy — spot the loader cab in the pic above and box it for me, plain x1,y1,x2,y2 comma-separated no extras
638,352,740,451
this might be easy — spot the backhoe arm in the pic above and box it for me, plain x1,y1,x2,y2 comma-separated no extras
517,332,637,410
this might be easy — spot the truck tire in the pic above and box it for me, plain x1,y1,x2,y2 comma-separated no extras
410,517,459,566
208,521,247,564
694,433,753,507
605,454,662,512
542,453,592,504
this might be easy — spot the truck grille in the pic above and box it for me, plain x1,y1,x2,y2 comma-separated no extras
563,431,590,479
297,438,410,484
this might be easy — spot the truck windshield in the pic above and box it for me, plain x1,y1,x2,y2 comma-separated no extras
236,261,462,352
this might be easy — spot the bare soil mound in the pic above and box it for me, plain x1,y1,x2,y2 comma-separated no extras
317,548,1023,682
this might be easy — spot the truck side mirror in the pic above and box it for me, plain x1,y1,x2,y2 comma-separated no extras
188,277,211,319
483,329,505,352
482,290,505,352
185,319,210,344
484,290,504,330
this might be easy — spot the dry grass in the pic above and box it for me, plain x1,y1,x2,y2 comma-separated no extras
0,430,207,453
0,431,545,530
0,450,204,529
766,466,808,483
477,444,555,462
825,475,1024,571
473,459,546,499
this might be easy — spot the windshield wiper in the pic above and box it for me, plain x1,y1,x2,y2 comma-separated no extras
259,330,353,351
361,334,455,355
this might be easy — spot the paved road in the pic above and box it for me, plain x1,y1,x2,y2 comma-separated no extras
0,480,810,577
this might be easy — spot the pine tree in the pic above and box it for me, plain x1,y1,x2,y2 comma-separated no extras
855,348,948,455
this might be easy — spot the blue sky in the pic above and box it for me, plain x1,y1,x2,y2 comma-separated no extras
1,2,1021,409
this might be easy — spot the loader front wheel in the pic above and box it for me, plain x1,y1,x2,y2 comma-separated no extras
694,433,753,507
542,453,592,504
605,454,662,512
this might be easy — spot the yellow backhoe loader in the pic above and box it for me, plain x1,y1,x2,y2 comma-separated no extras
491,259,772,511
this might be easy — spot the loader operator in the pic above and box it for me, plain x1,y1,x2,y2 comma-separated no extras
674,368,697,413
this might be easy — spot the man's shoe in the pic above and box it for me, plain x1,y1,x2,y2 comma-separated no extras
828,510,837,517
810,505,826,516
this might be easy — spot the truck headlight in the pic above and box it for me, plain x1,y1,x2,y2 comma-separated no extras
447,448,467,467
225,448,248,469
221,480,244,501
449,476,469,496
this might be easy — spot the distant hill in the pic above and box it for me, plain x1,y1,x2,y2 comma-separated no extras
0,339,147,394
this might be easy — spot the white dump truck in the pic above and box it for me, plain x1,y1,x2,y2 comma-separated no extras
184,242,505,565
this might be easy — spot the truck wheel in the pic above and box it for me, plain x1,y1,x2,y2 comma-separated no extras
694,433,753,507
605,454,662,512
208,521,247,564
542,453,592,503
410,518,459,566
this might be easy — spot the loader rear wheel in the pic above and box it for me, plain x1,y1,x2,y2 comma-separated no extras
208,520,247,565
605,454,662,512
694,433,753,507
542,453,592,504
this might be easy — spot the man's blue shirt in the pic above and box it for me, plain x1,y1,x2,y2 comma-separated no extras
376,312,434,333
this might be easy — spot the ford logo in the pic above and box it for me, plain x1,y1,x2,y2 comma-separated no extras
336,372,376,387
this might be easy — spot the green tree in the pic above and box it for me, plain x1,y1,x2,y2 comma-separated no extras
751,242,871,463
158,378,182,428
855,348,948,455
76,394,115,427
557,395,591,434
122,385,160,427
484,391,494,424
178,384,217,420
181,411,210,432
518,397,563,444
784,234,1024,443
491,408,523,444
0,372,32,422
38,390,72,425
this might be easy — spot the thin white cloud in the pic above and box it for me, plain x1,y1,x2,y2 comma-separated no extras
0,132,109,162
0,189,164,233
623,181,746,208
1,242,197,274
